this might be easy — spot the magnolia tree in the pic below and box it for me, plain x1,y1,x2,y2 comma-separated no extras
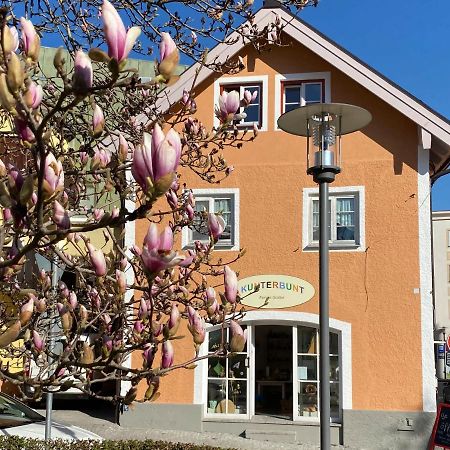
0,0,318,403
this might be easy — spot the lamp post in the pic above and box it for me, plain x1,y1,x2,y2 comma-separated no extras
278,103,371,450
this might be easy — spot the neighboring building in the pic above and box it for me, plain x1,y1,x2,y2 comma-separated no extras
432,211,450,382
121,3,450,448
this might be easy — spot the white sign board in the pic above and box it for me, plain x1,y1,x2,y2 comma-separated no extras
238,275,315,309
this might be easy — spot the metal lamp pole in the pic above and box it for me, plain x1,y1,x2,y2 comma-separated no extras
278,103,372,450
309,165,340,449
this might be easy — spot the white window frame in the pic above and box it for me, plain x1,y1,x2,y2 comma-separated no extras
182,188,240,251
274,72,331,131
214,76,269,131
302,186,365,252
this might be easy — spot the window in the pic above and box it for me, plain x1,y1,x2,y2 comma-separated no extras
297,326,340,419
282,80,324,113
303,186,365,251
222,83,262,128
274,72,330,130
214,76,268,131
206,327,248,415
182,189,240,250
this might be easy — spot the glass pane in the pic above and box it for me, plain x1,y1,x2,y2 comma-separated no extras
312,199,331,241
305,83,322,104
285,86,301,104
285,103,300,112
229,354,247,379
330,356,339,381
298,382,318,417
246,86,260,105
208,329,223,353
330,333,339,355
207,380,226,414
297,355,317,381
214,199,232,241
234,325,247,353
330,383,340,418
192,200,210,241
336,225,355,241
228,380,247,414
208,357,226,378
298,327,317,353
243,104,259,123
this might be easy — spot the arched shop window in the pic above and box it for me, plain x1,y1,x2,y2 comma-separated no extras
203,324,341,421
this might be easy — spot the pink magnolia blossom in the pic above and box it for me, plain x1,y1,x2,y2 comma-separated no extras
187,306,205,345
138,298,148,320
69,292,78,310
20,18,40,61
215,90,240,123
93,208,105,221
242,89,258,107
87,242,107,276
32,330,44,352
116,270,126,294
131,124,181,193
158,33,179,81
141,224,185,275
134,320,144,335
14,118,35,142
208,213,225,241
118,134,128,162
92,104,105,136
230,320,247,352
73,50,93,92
24,81,43,109
224,265,238,304
53,200,70,230
143,344,155,368
92,148,111,169
167,305,180,337
161,340,174,368
39,152,64,197
101,0,141,62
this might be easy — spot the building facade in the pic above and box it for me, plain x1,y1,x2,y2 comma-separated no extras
122,4,450,448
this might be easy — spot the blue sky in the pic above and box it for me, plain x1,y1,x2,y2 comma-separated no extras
297,0,450,210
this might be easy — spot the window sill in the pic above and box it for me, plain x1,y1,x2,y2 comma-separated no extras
184,242,240,252
303,242,363,252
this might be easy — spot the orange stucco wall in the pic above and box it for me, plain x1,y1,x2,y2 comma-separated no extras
134,38,423,411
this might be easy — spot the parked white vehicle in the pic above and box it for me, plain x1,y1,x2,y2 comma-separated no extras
0,393,102,441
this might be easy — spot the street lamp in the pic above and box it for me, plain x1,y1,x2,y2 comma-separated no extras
278,103,371,450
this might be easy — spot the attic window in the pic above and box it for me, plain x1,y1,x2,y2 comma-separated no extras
221,83,262,128
281,79,325,113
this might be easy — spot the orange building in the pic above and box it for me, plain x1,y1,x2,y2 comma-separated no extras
122,3,450,448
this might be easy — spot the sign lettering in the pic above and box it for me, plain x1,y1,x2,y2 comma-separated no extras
238,275,315,309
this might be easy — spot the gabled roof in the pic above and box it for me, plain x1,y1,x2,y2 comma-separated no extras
159,5,450,177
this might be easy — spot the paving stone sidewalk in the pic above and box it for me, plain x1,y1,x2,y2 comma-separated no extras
39,405,363,450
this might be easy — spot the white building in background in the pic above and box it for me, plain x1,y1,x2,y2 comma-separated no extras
432,210,450,380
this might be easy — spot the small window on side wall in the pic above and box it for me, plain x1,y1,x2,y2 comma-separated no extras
221,83,262,128
303,187,365,251
183,189,239,250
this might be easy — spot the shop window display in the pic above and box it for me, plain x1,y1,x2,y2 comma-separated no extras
207,328,248,415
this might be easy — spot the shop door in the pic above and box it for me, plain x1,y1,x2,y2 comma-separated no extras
253,325,293,418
